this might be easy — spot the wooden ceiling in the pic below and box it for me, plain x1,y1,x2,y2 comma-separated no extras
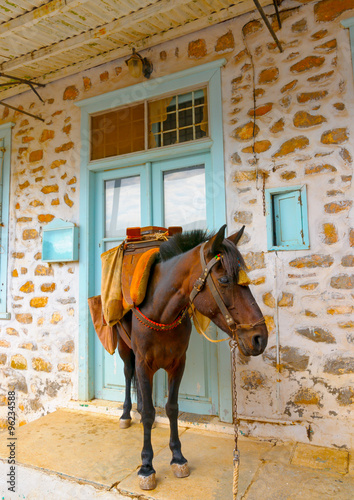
0,0,274,99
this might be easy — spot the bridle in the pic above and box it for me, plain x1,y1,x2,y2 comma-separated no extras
133,241,265,334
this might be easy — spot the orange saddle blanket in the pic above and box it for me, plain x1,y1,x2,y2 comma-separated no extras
88,227,182,353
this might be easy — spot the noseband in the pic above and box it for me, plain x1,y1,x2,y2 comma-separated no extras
189,242,265,334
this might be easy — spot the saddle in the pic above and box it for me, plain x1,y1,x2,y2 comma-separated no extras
89,226,182,354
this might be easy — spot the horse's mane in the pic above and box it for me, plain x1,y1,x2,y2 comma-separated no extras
159,229,246,280
159,229,213,261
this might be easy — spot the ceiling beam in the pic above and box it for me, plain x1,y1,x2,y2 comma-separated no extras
0,0,273,101
0,0,193,73
0,0,91,38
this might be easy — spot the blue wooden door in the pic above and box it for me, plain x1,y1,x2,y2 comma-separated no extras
93,153,228,417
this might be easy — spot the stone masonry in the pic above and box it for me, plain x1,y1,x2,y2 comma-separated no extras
0,0,353,449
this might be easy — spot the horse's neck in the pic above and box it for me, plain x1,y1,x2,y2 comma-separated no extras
145,248,200,323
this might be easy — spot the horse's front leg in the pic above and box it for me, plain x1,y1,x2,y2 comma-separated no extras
135,358,156,490
166,358,190,478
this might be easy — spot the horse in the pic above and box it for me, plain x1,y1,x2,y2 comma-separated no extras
116,224,268,490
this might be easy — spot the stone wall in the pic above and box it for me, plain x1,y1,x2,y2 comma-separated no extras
0,0,353,448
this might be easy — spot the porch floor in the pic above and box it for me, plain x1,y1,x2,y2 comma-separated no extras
0,408,353,499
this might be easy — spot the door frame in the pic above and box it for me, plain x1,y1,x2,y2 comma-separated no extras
76,58,233,421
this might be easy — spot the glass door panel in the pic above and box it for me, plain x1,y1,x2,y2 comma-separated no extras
94,165,149,401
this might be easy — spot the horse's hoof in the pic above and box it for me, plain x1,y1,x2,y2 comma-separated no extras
171,462,190,478
119,418,131,429
138,473,157,490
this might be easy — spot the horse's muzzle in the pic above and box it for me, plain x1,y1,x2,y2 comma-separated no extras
236,325,268,356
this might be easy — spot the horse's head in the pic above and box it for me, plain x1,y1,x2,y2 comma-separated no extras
192,225,268,356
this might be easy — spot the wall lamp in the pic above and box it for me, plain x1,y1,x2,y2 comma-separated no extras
125,48,153,79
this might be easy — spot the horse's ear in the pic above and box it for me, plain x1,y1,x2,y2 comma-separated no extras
206,224,226,256
227,225,245,246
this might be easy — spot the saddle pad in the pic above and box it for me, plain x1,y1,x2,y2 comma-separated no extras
100,243,127,327
122,248,159,307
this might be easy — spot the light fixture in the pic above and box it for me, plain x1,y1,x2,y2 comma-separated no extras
125,48,153,79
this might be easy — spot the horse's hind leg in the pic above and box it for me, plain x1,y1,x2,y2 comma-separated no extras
135,359,156,490
166,359,189,478
117,335,134,428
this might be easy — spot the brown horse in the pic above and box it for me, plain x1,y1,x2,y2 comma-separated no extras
116,224,268,490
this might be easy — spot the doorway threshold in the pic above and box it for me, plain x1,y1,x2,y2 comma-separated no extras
63,399,234,435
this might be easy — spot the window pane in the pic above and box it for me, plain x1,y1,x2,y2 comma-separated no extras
91,103,145,160
148,88,208,149
163,165,206,230
105,176,141,238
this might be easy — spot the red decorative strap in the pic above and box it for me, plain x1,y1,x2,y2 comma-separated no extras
132,306,188,331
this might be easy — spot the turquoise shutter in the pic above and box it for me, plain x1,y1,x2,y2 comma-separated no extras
273,190,303,247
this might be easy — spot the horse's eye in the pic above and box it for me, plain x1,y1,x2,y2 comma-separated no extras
218,275,229,285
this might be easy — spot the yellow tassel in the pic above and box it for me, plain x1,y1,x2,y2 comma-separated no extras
238,269,251,286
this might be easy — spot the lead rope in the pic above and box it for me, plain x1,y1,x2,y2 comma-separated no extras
230,338,240,500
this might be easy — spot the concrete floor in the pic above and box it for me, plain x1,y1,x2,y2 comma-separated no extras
0,408,353,499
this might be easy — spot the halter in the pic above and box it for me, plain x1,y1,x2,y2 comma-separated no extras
189,242,265,334
132,241,265,334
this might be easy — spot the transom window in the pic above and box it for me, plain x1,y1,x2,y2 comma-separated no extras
90,88,208,161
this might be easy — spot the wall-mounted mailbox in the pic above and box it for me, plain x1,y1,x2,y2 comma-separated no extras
42,218,79,262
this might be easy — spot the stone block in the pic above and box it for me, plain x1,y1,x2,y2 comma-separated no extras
263,292,275,308
290,56,325,73
55,142,74,153
341,255,354,267
336,387,354,406
63,85,79,100
289,254,333,268
38,214,55,223
281,80,298,93
281,171,296,180
240,370,265,390
305,164,336,175
263,345,310,371
297,91,328,103
32,357,52,372
41,283,56,293
40,130,54,142
232,122,259,141
20,281,34,293
0,340,10,347
293,388,321,405
311,29,328,40
323,355,354,375
244,252,265,270
100,71,109,81
6,328,18,336
30,297,48,308
50,159,66,169
339,148,352,163
270,118,285,133
258,67,279,84
19,342,37,350
314,0,354,22
23,229,38,240
296,327,335,343
321,223,338,244
63,124,71,135
242,140,271,153
51,313,62,324
83,76,91,90
58,363,74,372
234,211,253,224
321,128,348,144
35,265,53,276
248,103,273,116
327,305,353,315
273,136,309,157
60,340,75,353
278,292,293,307
307,70,334,82
11,354,27,370
29,150,43,163
293,111,326,128
64,193,74,207
324,200,352,213
215,31,234,52
188,39,207,58
292,18,307,32
19,180,30,190
243,20,263,36
41,184,59,194
330,274,354,289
